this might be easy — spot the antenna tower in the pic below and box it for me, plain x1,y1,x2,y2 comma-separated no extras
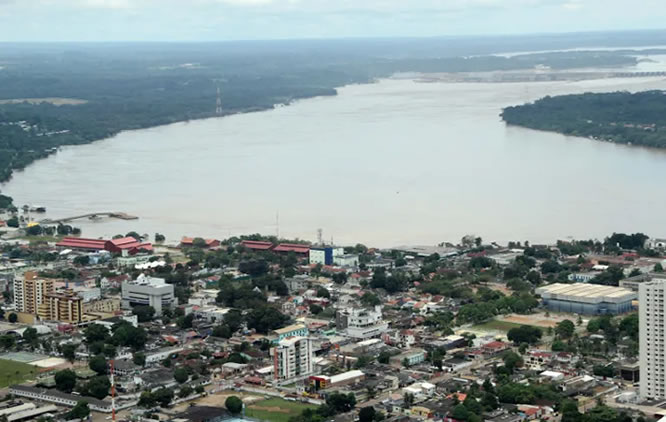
317,228,323,246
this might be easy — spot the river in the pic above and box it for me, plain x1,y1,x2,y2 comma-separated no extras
3,75,666,246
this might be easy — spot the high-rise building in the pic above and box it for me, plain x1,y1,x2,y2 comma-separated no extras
39,292,84,324
271,336,314,385
13,273,54,314
639,278,666,399
121,274,175,315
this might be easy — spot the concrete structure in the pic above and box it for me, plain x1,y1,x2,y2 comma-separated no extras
40,292,84,323
309,247,344,266
536,283,636,315
84,298,121,314
567,272,601,283
9,385,113,412
13,274,54,315
121,274,175,315
271,336,314,385
271,324,309,344
336,306,388,339
334,254,360,268
640,279,666,399
73,286,101,302
622,273,666,292
392,349,427,367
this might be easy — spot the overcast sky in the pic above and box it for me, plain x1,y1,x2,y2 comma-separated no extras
0,0,663,42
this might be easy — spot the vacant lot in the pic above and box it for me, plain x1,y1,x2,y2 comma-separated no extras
472,320,528,332
0,359,38,387
246,398,317,422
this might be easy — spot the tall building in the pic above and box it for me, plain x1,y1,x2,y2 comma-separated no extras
271,336,314,385
336,306,388,339
39,292,84,324
121,274,175,315
13,273,54,314
640,279,666,399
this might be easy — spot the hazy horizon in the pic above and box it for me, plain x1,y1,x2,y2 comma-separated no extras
0,0,664,42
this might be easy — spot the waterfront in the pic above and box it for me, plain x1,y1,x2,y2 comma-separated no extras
3,76,666,246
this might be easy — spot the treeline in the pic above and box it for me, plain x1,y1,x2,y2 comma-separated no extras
502,91,666,149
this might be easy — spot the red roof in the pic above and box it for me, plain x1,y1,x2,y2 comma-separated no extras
240,240,274,250
181,237,220,247
56,237,107,250
105,237,153,253
483,341,509,350
274,243,310,254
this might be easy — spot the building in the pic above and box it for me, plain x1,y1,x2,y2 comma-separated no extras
567,272,601,283
309,370,365,390
121,274,175,315
13,274,54,314
309,247,344,266
40,292,84,323
84,298,121,314
55,237,107,252
535,283,636,315
273,243,310,255
105,237,153,255
181,237,220,248
336,306,389,339
240,240,274,251
640,279,666,399
333,254,360,268
271,324,309,344
271,336,314,385
621,273,666,292
391,349,427,367
9,385,113,413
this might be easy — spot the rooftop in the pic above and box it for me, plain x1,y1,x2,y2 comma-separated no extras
535,283,636,303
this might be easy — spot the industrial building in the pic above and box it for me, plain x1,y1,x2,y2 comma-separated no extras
121,274,175,315
309,369,365,390
535,283,636,315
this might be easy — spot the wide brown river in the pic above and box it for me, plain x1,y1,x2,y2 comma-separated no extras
4,76,666,246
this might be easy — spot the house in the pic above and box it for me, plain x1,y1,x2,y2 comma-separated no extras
481,341,510,356
441,357,473,373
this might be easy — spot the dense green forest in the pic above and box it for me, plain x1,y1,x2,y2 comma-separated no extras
502,91,666,148
0,39,656,182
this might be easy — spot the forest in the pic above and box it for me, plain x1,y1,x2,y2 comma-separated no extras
502,90,666,148
0,40,657,182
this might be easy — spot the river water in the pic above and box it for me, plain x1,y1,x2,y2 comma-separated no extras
3,75,666,247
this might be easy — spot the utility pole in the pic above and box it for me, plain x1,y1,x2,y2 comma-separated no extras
215,85,222,115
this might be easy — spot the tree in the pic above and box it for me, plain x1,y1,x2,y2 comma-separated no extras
133,352,146,367
326,392,356,413
177,313,194,329
155,233,166,242
195,385,205,394
84,323,110,344
555,320,575,339
225,396,243,414
238,260,269,277
61,344,77,362
55,369,77,393
309,304,323,315
83,376,110,400
138,391,157,408
655,263,664,273
360,292,381,307
174,367,189,383
132,305,156,322
316,286,330,298
68,401,90,420
155,388,174,408
212,324,232,339
6,217,18,228
89,355,107,375
245,306,289,334
178,385,193,398
7,313,17,323
22,327,38,344
359,407,377,422
502,351,523,374
507,325,542,345
378,351,391,364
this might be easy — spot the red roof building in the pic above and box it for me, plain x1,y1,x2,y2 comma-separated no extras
181,237,221,248
240,240,274,251
56,237,107,251
273,243,310,254
105,237,153,254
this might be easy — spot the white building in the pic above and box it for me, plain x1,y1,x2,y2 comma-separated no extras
333,254,360,268
336,306,389,339
73,286,101,302
271,336,314,385
309,247,344,266
121,274,175,316
640,279,666,399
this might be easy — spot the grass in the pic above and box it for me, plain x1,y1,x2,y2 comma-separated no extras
0,359,38,387
245,398,317,422
471,320,540,332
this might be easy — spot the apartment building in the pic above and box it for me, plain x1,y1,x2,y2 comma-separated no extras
13,273,54,314
640,279,666,399
271,336,314,385
39,292,84,324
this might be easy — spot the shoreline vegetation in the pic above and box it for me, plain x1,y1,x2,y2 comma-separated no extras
501,90,666,149
0,41,662,183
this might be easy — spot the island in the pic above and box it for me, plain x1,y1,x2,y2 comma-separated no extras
501,90,666,148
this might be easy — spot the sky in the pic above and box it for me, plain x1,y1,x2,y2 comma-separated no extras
0,0,663,42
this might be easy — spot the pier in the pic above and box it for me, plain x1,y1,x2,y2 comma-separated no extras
40,212,138,224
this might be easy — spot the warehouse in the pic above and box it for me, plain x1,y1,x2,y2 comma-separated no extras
535,283,636,315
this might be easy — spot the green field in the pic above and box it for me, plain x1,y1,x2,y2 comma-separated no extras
0,359,38,387
472,320,540,332
246,398,317,422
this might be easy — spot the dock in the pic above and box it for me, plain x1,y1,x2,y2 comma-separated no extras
40,212,138,224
